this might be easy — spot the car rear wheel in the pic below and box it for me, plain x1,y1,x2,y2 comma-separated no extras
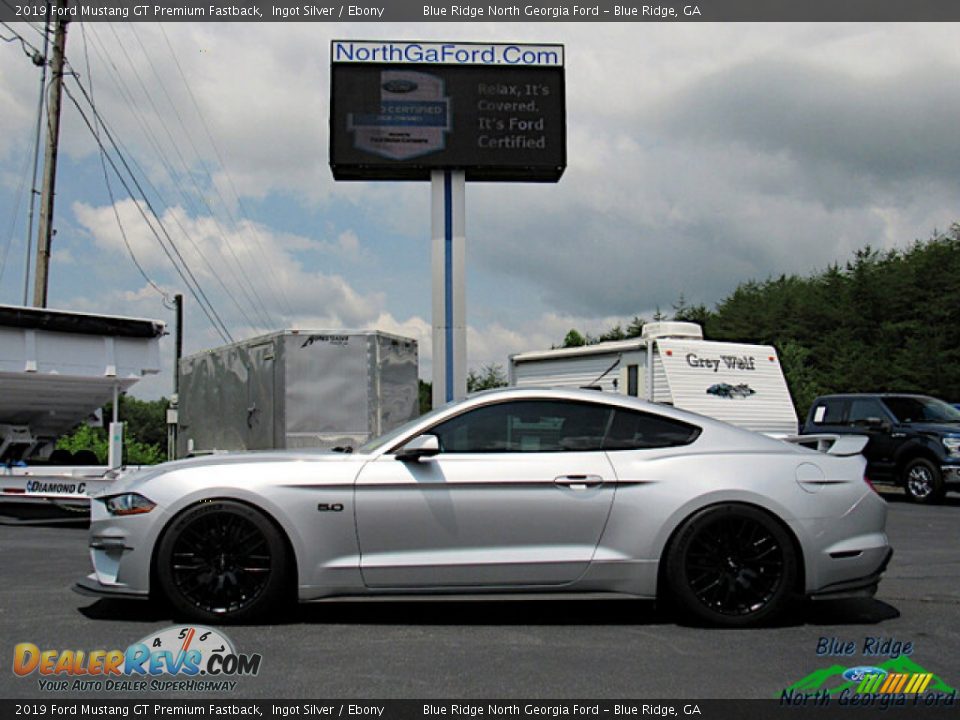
665,504,798,627
902,458,945,504
156,500,290,623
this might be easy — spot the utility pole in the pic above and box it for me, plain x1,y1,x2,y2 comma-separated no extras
167,294,183,460
174,293,183,392
23,14,51,306
32,0,69,308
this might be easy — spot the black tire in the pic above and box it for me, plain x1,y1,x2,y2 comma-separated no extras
156,500,290,623
665,503,799,627
902,458,945,504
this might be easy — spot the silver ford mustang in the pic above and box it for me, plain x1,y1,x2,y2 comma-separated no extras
75,388,891,626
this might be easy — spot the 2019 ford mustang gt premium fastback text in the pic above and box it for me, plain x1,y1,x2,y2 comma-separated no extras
75,388,892,627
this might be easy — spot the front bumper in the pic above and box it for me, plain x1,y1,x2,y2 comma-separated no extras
73,573,149,600
941,466,960,486
77,498,167,598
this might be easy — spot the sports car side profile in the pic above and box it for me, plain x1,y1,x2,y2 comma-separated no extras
75,388,891,626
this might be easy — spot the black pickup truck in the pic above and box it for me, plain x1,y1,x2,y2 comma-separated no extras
802,393,960,504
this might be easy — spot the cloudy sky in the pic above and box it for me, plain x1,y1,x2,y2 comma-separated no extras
1,22,958,399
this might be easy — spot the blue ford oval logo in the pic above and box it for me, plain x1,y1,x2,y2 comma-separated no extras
382,79,418,93
843,666,887,682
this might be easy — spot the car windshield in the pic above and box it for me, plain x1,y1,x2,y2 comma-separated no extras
881,396,960,424
355,403,454,454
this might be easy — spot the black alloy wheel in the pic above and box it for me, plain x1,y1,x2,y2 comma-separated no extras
666,504,798,627
157,500,289,622
903,458,945,504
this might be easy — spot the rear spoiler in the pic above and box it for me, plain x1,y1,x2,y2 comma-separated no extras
781,434,869,457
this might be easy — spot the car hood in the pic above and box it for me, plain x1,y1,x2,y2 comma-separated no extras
97,449,369,496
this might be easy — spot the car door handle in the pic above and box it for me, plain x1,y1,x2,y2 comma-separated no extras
554,474,604,490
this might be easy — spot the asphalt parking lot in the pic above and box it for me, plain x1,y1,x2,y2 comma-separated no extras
1,491,958,700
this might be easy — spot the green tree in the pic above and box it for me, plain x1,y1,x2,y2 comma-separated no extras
418,379,432,415
56,424,165,465
625,316,647,337
595,325,627,343
467,363,508,392
56,393,169,465
103,396,169,449
562,329,587,347
707,224,960,415
56,425,107,463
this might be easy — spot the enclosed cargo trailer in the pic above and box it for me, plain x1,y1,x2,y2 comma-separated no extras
177,330,419,456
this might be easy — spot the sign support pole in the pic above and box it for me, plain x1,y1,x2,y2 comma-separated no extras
431,169,466,406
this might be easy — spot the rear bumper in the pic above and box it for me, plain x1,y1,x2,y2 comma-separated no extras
810,547,893,600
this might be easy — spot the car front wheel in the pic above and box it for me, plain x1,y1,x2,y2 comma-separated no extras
665,503,799,627
156,500,290,623
902,458,945,504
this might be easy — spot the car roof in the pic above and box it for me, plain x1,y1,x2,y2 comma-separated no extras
467,385,677,412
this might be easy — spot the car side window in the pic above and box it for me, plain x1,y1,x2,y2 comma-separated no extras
603,409,700,450
429,400,613,453
811,399,845,425
847,398,887,425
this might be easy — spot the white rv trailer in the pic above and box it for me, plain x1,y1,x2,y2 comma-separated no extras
0,304,164,510
509,322,798,436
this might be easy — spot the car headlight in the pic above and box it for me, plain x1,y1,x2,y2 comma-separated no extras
942,435,960,457
102,493,156,516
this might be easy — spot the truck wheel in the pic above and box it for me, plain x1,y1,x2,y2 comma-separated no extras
665,504,798,627
903,458,945,504
157,500,290,623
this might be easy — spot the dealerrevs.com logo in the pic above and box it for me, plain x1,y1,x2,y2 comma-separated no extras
13,626,262,692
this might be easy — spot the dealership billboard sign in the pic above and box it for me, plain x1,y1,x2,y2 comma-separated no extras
329,41,566,181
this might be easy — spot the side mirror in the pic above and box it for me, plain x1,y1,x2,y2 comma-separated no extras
395,434,440,462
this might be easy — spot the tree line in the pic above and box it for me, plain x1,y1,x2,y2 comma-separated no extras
558,225,960,415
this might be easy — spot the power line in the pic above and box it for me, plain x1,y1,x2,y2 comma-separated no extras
158,24,295,320
0,19,48,294
13,14,51,304
77,26,262,331
129,25,280,328
62,77,234,343
0,136,33,288
21,20,48,41
4,17,230,341
110,24,276,329
79,22,171,305
0,3,49,42
0,19,42,59
81,25,259,329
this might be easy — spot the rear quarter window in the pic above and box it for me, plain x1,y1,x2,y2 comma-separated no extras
603,409,700,450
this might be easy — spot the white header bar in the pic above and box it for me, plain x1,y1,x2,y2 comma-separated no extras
331,41,564,67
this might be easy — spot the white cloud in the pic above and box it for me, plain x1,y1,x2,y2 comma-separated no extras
4,22,960,402
72,199,384,331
